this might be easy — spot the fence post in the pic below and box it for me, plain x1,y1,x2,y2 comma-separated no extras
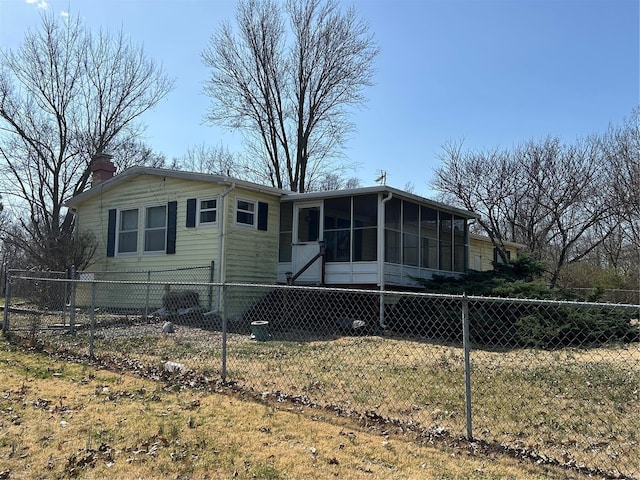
144,270,151,320
378,289,386,330
62,275,68,326
221,284,228,382
208,260,214,311
462,293,473,440
89,281,96,358
69,265,76,334
2,267,11,334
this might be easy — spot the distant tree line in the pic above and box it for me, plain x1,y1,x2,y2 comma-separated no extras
432,108,640,290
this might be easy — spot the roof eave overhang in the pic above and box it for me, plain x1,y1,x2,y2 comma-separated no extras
281,185,478,219
65,167,289,208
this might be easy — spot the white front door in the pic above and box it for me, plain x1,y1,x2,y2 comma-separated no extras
292,203,323,283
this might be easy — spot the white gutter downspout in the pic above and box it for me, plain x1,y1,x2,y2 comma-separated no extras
378,192,393,329
217,182,236,302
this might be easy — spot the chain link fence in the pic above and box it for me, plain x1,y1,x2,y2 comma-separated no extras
2,272,639,479
566,288,640,305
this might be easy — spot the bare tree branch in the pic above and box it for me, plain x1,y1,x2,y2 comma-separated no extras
202,0,378,192
0,12,174,270
433,131,624,288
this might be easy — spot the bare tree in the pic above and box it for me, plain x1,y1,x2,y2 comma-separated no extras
178,142,243,177
202,0,378,192
115,139,175,171
601,109,640,248
433,136,615,287
0,12,173,270
403,181,416,194
307,172,361,191
600,108,640,289
433,140,517,265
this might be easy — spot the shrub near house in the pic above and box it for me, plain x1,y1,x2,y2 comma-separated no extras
404,256,639,348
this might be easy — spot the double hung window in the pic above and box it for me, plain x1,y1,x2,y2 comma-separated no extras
236,199,256,227
198,198,217,225
118,209,138,254
144,205,167,252
108,202,176,257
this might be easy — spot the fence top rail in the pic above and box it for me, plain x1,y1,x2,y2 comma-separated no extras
6,266,211,278
8,269,67,275
79,265,211,274
10,276,216,288
6,275,640,311
464,294,640,310
568,287,640,293
10,275,640,310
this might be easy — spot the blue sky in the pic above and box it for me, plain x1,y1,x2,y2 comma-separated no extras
1,0,638,197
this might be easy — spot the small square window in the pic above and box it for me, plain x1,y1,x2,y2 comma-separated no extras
199,198,217,225
236,199,256,226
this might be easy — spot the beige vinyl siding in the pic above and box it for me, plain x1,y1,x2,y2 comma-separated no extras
469,239,494,271
75,174,223,274
468,236,520,271
223,189,280,284
72,174,281,313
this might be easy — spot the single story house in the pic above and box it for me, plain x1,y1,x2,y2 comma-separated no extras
66,155,483,314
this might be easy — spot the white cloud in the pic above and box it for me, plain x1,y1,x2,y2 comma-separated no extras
60,11,69,18
25,0,48,9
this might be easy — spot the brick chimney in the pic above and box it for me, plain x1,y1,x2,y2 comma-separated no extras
91,153,116,187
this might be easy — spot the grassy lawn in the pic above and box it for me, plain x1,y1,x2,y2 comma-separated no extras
0,340,600,480
4,312,639,478
224,335,640,476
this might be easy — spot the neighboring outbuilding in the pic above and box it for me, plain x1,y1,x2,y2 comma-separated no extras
468,234,525,272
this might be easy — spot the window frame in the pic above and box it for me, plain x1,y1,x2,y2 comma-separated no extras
493,247,511,265
116,207,139,256
324,197,351,262
453,215,467,273
420,207,438,269
143,204,168,254
439,212,454,271
197,197,218,226
279,202,294,262
384,197,403,264
402,201,420,266
235,198,257,228
352,194,377,262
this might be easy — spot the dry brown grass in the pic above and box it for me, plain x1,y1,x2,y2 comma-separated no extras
10,317,639,478
0,340,598,480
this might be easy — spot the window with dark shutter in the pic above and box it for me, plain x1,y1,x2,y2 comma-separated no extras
166,201,177,254
107,209,117,257
186,198,196,228
258,202,268,231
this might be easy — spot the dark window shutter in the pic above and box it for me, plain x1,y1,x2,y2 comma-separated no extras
166,201,177,254
258,202,268,231
186,198,196,228
107,209,117,257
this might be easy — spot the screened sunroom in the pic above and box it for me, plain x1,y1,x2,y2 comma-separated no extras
276,186,476,288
